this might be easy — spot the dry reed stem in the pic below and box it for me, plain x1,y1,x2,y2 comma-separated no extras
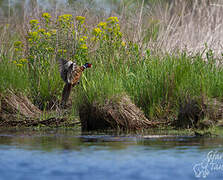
80,95,166,131
155,1,223,56
0,90,41,118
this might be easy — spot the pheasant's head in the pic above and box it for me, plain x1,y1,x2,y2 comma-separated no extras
83,63,92,69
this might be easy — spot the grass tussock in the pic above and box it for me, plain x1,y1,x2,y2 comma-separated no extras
0,1,223,129
79,95,158,131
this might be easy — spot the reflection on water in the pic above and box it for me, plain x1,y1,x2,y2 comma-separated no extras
0,128,223,180
0,130,222,151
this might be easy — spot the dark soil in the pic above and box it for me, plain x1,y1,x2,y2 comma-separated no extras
174,97,223,129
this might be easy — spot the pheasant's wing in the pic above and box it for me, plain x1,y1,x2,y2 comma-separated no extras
58,58,68,72
58,58,77,83
70,67,83,85
58,58,68,82
67,63,78,84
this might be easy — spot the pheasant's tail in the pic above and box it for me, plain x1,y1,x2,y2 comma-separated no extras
61,83,72,107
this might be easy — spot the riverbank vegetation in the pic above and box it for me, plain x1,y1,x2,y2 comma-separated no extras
0,0,223,131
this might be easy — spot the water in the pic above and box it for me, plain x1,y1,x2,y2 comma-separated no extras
0,129,222,180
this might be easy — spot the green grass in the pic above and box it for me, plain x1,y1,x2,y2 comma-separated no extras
73,50,223,119
0,55,30,94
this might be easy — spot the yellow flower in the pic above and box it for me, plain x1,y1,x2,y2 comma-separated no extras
90,37,96,42
98,22,107,29
16,63,23,67
44,32,51,37
38,28,46,33
59,14,73,22
118,32,122,37
14,41,22,47
106,17,119,23
29,19,39,29
42,12,51,19
46,47,54,52
28,31,39,41
29,19,39,24
58,49,67,54
116,24,120,30
51,29,57,35
79,36,88,42
80,44,88,50
13,60,17,64
76,16,85,24
29,31,38,38
121,41,126,47
107,28,113,32
32,31,38,36
20,58,28,63
82,36,88,40
93,28,102,36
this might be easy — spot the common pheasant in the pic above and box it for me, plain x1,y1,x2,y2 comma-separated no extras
58,58,92,107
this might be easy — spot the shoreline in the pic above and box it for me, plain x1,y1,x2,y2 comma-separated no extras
0,91,222,136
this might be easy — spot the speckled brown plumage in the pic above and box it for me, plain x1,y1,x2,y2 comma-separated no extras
70,66,85,86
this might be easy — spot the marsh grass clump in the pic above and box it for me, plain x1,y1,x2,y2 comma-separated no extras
0,90,41,118
79,95,154,131
176,97,206,128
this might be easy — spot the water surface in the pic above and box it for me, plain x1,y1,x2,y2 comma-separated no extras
0,129,223,180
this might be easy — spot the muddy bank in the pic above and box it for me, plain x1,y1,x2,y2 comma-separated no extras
0,91,223,130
